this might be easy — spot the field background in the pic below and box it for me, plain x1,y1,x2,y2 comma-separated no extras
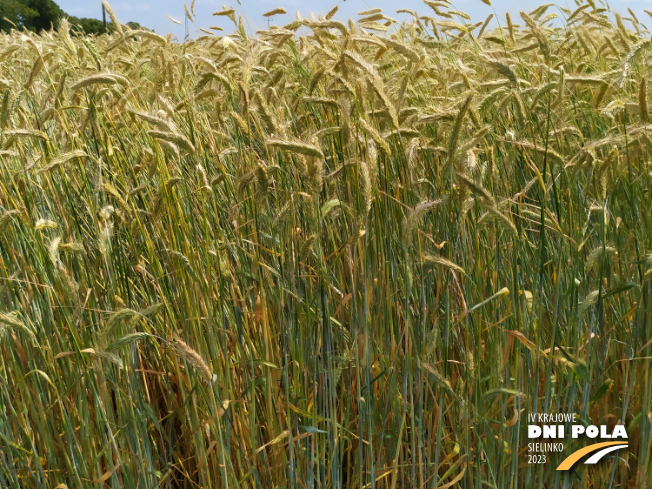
1,1,651,487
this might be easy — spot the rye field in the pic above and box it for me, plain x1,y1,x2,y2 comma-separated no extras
0,0,651,487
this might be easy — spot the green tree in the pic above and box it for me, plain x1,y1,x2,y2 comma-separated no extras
66,16,143,36
23,0,64,31
0,0,146,35
0,0,38,32
67,15,112,35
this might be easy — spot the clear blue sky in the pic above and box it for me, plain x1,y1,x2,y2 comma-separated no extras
56,0,651,41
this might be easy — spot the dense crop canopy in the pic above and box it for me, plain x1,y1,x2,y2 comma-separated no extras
1,1,652,487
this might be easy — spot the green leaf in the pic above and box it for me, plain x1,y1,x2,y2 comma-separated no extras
253,359,280,369
590,378,613,405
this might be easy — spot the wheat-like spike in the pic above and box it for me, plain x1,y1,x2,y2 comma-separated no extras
383,37,420,63
357,119,390,154
403,200,444,239
565,76,607,86
196,164,212,192
549,126,582,139
254,161,269,200
314,127,342,139
98,219,114,256
0,90,11,129
619,40,652,88
455,172,495,206
358,8,383,17
302,96,338,107
421,362,461,403
213,7,235,16
359,13,385,23
342,50,399,128
482,56,518,85
579,290,600,315
359,159,373,215
157,140,180,159
59,242,84,253
25,55,43,90
70,74,128,92
640,78,649,122
422,254,465,274
4,128,48,140
352,37,386,58
512,92,526,124
263,8,287,17
326,5,338,19
593,82,609,109
38,150,88,174
479,206,519,237
273,199,293,226
506,13,515,42
478,14,493,38
385,128,420,139
0,311,36,342
48,236,62,267
458,126,491,155
445,94,473,176
0,210,21,231
102,1,124,35
405,137,421,175
105,332,150,352
511,42,539,54
557,66,565,107
147,130,195,153
106,308,140,332
502,139,565,165
132,30,168,44
172,338,215,383
304,20,348,35
101,182,129,215
266,139,323,158
299,234,316,259
585,245,617,272
236,170,256,194
128,109,174,131
35,219,58,230
614,13,630,49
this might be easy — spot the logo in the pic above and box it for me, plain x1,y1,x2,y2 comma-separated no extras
555,442,628,471
527,413,628,470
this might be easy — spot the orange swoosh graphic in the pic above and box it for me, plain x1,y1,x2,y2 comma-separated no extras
556,441,627,471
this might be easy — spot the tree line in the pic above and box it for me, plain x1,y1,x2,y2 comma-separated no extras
0,0,142,35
